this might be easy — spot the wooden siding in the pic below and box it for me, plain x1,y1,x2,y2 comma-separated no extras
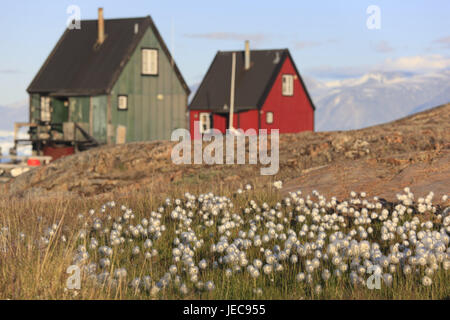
91,95,108,143
30,93,40,122
68,96,90,123
67,96,90,137
109,27,188,143
261,57,314,134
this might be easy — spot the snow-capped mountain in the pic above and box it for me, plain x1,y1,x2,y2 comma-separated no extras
304,70,450,131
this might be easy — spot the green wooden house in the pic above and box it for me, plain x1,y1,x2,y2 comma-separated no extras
23,9,190,156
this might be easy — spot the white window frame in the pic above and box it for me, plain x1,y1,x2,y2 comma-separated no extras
266,111,274,124
118,95,128,110
199,112,211,134
40,96,51,122
282,74,294,96
142,48,158,75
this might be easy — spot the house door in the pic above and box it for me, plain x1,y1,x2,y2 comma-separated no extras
214,113,238,133
52,97,69,125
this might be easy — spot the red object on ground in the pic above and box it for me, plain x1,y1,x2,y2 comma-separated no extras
27,158,41,166
43,145,75,161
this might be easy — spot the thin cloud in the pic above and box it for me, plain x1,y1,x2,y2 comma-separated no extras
433,36,450,49
373,40,394,53
382,54,450,72
305,54,450,80
184,32,269,44
304,65,369,79
295,41,322,50
0,69,21,74
294,39,338,51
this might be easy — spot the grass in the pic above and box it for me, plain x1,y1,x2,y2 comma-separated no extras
0,184,448,300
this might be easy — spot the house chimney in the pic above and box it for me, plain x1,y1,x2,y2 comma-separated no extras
98,8,105,45
245,40,250,70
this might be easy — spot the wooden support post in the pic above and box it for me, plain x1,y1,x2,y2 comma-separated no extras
229,52,236,130
107,94,112,145
89,96,93,135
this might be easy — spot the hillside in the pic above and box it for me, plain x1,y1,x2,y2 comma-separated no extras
3,103,449,202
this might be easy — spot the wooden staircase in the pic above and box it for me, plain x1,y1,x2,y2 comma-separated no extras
73,123,100,151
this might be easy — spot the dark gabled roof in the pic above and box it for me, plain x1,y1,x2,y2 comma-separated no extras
27,16,190,96
189,48,315,112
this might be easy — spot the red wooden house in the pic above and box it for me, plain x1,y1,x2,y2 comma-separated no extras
188,44,315,137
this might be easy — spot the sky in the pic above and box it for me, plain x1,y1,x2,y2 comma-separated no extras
0,0,449,106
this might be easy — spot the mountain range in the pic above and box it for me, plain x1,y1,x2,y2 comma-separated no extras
303,69,450,131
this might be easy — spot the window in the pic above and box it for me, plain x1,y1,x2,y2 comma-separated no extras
199,112,211,133
266,111,274,124
40,96,51,122
118,95,128,110
282,74,294,96
142,48,158,75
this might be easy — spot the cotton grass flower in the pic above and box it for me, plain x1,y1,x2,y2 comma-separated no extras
169,265,177,275
253,288,263,296
132,246,140,256
273,181,283,189
144,251,152,260
321,269,331,281
422,276,432,286
314,285,322,295
296,272,305,282
114,268,127,279
180,283,189,295
205,281,215,291
263,264,273,275
99,258,110,269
